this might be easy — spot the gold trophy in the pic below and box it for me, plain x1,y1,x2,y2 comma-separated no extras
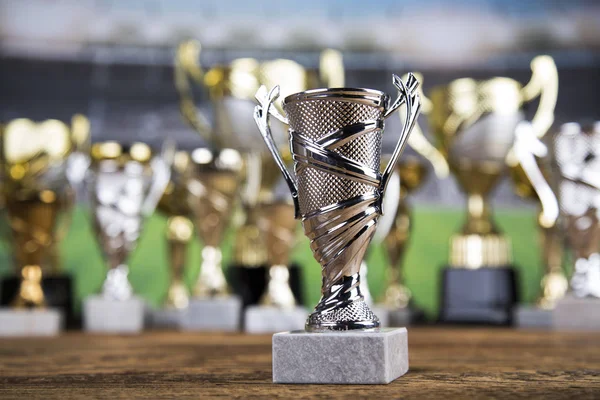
174,40,343,306
182,147,244,331
244,199,307,333
0,115,89,336
152,151,195,328
411,56,558,324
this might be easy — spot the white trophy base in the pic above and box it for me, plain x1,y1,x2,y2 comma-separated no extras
149,307,185,329
553,295,600,331
0,308,63,337
273,328,409,384
83,295,145,334
244,305,308,334
182,295,241,332
513,305,552,329
372,305,414,328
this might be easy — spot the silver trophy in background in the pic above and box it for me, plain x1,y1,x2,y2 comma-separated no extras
516,121,600,331
83,141,172,334
256,74,420,384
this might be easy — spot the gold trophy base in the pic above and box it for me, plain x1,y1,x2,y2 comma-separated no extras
450,233,512,269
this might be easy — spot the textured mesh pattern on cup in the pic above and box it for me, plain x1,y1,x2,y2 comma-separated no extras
283,99,384,215
307,299,377,326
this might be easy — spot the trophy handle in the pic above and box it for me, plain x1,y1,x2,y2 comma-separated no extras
380,74,421,199
319,49,345,88
521,55,559,139
141,139,175,216
514,122,559,228
173,40,213,141
400,73,449,178
254,85,300,218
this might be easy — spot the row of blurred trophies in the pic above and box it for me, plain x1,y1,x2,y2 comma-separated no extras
0,40,598,336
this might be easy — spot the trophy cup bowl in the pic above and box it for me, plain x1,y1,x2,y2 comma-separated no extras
152,151,194,328
0,117,86,336
255,73,420,384
182,147,244,332
244,200,307,333
516,121,600,330
83,141,172,334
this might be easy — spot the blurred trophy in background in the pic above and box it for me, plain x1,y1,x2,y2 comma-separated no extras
174,40,342,307
0,116,89,336
516,121,600,331
244,200,307,333
83,141,172,334
255,74,420,383
413,55,558,324
152,151,194,328
371,155,431,327
181,147,244,332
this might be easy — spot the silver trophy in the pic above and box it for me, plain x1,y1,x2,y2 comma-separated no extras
254,74,420,332
83,141,172,333
516,121,600,330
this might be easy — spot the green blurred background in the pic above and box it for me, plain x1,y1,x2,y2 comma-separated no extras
0,205,544,319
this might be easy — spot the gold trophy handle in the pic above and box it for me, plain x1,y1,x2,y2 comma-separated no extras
521,55,559,139
380,74,421,198
254,86,300,218
174,40,213,141
319,49,345,88
400,73,449,178
514,122,559,228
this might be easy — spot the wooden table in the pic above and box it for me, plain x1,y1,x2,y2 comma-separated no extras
0,328,598,399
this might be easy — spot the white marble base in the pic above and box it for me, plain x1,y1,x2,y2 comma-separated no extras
83,295,145,334
182,295,241,332
273,328,409,384
372,305,413,328
150,308,185,329
513,305,552,329
553,296,600,331
0,308,63,337
244,305,308,334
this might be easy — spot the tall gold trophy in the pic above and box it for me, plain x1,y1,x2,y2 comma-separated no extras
174,40,343,309
412,56,558,324
0,115,89,336
151,151,195,328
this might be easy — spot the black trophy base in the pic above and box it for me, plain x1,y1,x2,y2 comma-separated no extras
439,266,518,325
0,275,76,328
228,263,304,308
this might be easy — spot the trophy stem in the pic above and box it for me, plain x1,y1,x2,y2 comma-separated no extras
383,198,412,308
259,264,296,309
165,216,192,309
194,246,229,297
12,265,46,308
233,204,268,267
536,209,568,308
101,264,134,301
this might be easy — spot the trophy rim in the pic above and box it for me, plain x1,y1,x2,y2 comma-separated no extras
283,87,389,108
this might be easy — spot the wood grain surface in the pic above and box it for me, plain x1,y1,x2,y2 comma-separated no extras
0,328,598,399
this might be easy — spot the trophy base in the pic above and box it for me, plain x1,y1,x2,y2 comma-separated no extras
272,328,409,384
149,307,185,330
182,295,241,332
244,305,308,334
513,305,552,329
0,308,63,337
228,263,304,307
553,295,600,331
372,305,420,327
1,275,75,328
83,295,146,334
439,266,518,325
